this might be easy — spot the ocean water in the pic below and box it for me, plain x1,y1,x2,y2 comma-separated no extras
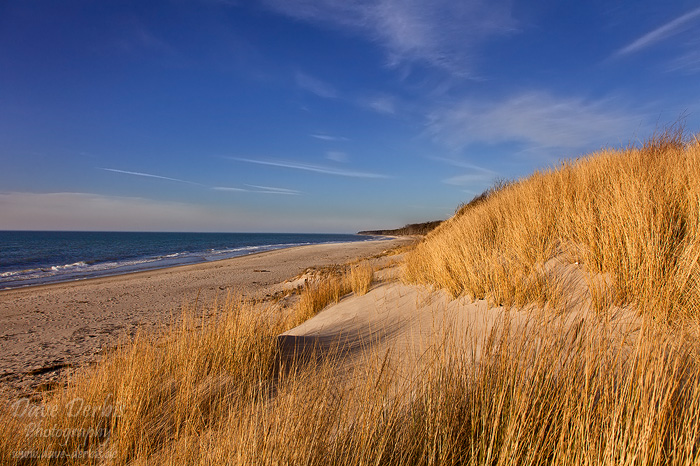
0,231,382,290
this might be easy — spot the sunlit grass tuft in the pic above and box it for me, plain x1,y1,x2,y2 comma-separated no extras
350,262,374,296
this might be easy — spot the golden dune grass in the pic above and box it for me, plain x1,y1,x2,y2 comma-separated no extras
3,294,699,465
405,129,700,323
349,262,374,295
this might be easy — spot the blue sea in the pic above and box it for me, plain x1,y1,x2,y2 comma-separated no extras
0,231,382,290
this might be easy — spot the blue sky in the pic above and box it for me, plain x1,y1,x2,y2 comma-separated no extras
1,0,699,233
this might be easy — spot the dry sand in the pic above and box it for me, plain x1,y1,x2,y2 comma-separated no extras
278,252,642,390
0,238,412,398
279,282,521,389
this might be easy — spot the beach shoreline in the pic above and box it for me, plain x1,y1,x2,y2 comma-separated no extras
0,238,412,399
0,232,386,292
0,236,389,293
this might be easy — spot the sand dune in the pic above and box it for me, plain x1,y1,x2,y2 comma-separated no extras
278,252,641,389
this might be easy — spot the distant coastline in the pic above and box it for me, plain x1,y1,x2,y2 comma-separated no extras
358,220,442,237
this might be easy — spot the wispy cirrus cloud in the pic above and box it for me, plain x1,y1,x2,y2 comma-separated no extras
614,6,700,57
98,168,202,185
229,157,389,178
246,185,301,195
260,0,517,77
431,157,498,173
430,157,498,186
668,43,700,74
213,185,301,195
295,71,338,98
364,94,397,115
427,92,643,153
211,186,247,192
101,168,300,195
325,151,348,163
310,133,349,142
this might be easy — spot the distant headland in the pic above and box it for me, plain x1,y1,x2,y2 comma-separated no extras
358,220,442,236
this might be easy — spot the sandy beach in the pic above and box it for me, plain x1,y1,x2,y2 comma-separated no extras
0,238,411,398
